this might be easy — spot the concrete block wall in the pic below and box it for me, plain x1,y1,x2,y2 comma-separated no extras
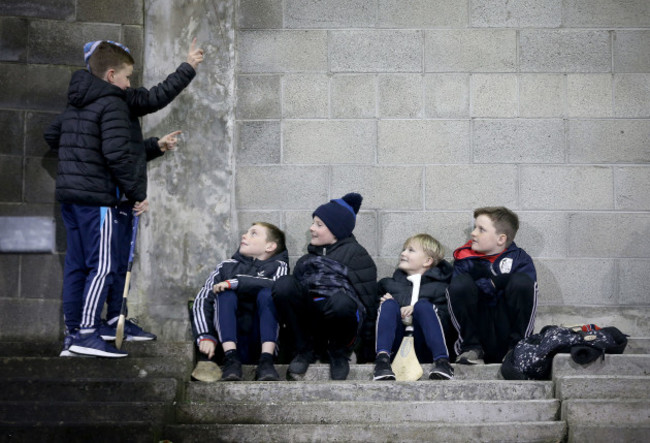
234,0,650,324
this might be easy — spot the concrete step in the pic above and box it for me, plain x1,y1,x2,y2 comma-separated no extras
233,362,503,381
175,399,560,424
0,424,158,443
0,401,173,425
626,337,650,354
0,341,193,359
552,354,650,379
185,379,554,403
555,375,650,400
0,378,178,402
567,424,650,443
163,422,567,443
562,398,650,424
0,356,192,380
535,305,650,337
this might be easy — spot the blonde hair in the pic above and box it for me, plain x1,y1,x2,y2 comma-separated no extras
403,233,444,267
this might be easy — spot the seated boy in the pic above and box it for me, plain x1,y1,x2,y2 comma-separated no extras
373,234,454,381
447,206,537,364
273,193,378,381
191,222,289,381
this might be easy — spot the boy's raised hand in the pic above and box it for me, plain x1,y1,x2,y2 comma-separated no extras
187,38,204,69
158,130,182,152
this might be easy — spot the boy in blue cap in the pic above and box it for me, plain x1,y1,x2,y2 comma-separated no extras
273,193,378,380
45,39,203,357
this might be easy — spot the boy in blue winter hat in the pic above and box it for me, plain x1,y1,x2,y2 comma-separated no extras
273,193,378,380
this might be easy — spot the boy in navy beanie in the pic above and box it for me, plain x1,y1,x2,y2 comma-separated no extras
273,193,378,380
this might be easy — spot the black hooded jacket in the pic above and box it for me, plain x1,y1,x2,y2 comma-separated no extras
45,63,196,206
378,259,454,312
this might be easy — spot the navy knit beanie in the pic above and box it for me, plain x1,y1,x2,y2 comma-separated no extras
312,193,363,240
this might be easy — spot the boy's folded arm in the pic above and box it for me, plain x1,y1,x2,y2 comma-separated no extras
126,63,196,117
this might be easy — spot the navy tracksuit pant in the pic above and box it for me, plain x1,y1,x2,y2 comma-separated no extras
375,298,449,363
61,203,118,332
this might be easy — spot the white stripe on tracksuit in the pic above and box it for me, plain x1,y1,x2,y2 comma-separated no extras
193,260,236,336
80,207,112,329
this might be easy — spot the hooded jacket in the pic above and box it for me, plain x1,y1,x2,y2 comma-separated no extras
45,63,196,206
191,248,290,344
378,259,453,310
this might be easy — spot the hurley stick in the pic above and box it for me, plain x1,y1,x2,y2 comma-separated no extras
115,215,140,349
391,326,423,381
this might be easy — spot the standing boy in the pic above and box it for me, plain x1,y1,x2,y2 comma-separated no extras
373,234,454,381
273,193,378,380
44,41,150,357
191,222,289,382
447,207,537,364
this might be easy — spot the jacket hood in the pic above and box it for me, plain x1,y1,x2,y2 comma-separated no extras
232,247,289,265
68,69,125,108
307,234,356,256
392,258,453,283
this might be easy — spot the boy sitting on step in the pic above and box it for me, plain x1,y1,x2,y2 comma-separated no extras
191,222,289,382
447,206,537,365
273,193,378,381
373,234,455,381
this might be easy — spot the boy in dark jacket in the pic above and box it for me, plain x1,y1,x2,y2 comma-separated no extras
273,193,378,381
373,234,454,381
191,222,289,382
46,39,203,356
447,206,537,365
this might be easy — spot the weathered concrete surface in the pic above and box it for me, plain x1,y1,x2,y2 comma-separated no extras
131,0,235,341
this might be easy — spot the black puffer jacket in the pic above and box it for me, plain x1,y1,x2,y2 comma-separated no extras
45,63,196,206
378,260,453,312
45,69,144,205
296,235,378,361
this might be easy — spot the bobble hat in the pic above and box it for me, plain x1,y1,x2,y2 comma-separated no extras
312,192,363,240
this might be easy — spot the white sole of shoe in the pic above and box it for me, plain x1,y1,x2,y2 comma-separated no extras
69,345,128,358
373,374,396,381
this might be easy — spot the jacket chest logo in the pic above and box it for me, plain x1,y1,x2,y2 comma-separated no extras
499,258,513,274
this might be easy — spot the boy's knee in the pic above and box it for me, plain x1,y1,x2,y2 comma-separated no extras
506,273,535,293
272,275,297,302
448,274,477,302
413,299,434,317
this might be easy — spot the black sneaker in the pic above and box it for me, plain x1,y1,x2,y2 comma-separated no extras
373,353,396,381
329,348,350,381
221,350,242,381
429,358,454,380
255,353,280,381
288,351,314,376
456,348,485,365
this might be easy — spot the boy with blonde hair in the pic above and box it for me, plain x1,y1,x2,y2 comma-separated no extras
447,206,537,365
373,234,455,380
191,222,289,382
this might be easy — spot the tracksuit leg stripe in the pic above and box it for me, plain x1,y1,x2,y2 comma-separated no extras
80,207,112,329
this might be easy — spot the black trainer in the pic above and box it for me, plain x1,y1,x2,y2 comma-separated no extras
255,353,280,381
373,353,396,381
329,348,350,381
288,350,314,376
221,350,242,381
429,358,454,380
